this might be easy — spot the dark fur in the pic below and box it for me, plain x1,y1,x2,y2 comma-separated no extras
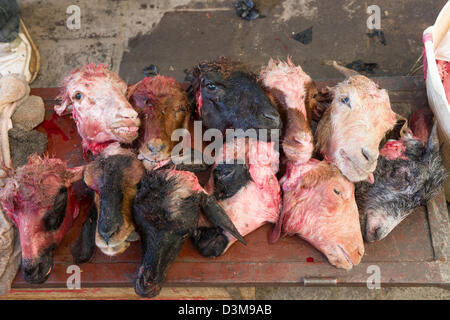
192,227,228,257
43,187,68,231
132,170,201,298
355,137,447,241
213,163,251,200
97,155,130,241
71,203,98,264
132,168,244,298
188,57,282,134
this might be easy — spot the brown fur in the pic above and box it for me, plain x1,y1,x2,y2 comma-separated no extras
128,76,190,167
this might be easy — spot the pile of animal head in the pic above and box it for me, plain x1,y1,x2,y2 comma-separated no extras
0,154,83,283
83,146,144,256
272,159,364,269
128,75,189,170
315,62,397,182
189,57,282,134
356,110,447,242
55,64,140,155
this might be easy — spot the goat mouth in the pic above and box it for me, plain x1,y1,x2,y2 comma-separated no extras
337,244,354,267
135,275,162,298
138,153,170,170
96,228,137,256
112,126,139,136
22,263,53,284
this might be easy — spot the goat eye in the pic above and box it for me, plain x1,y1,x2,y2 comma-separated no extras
333,189,341,195
73,92,83,101
207,83,216,91
340,96,351,108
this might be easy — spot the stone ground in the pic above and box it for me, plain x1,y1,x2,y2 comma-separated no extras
17,0,450,299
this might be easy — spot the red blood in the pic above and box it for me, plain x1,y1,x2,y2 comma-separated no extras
41,113,69,141
306,257,314,263
196,90,203,115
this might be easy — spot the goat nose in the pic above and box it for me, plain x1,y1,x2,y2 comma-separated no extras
373,226,382,240
117,106,138,119
361,148,378,163
263,110,281,128
148,143,165,155
99,223,119,244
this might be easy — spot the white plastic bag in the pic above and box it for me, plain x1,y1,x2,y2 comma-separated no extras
423,0,450,200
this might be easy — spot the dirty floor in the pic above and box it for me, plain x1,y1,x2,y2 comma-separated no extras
15,0,450,299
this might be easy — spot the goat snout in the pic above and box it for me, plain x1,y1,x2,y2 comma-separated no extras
98,220,120,243
262,109,282,129
116,105,139,120
148,143,166,155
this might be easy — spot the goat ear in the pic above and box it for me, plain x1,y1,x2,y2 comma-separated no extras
65,166,84,186
395,113,410,138
54,99,73,116
200,194,246,245
126,83,138,100
333,61,359,78
311,87,333,121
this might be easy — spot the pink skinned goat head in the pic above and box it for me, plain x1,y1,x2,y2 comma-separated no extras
55,64,140,155
0,154,83,283
271,159,364,270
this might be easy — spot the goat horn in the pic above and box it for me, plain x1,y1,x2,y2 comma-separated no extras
333,61,359,78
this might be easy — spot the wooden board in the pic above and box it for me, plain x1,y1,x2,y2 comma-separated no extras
6,77,450,294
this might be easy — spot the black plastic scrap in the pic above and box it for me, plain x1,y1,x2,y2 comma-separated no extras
234,0,264,21
345,60,378,74
293,26,313,45
367,29,387,45
143,64,159,77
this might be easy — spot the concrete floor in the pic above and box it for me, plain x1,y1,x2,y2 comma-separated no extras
16,0,450,299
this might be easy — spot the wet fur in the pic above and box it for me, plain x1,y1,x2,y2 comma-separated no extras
355,137,447,240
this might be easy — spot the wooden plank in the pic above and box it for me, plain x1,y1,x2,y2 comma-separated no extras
1,287,255,300
9,261,449,288
427,189,450,262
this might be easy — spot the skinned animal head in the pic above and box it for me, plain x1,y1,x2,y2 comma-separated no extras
356,118,447,242
260,58,315,163
272,159,364,269
189,57,282,134
128,75,190,170
55,64,140,155
83,147,144,256
0,154,83,283
315,62,397,182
